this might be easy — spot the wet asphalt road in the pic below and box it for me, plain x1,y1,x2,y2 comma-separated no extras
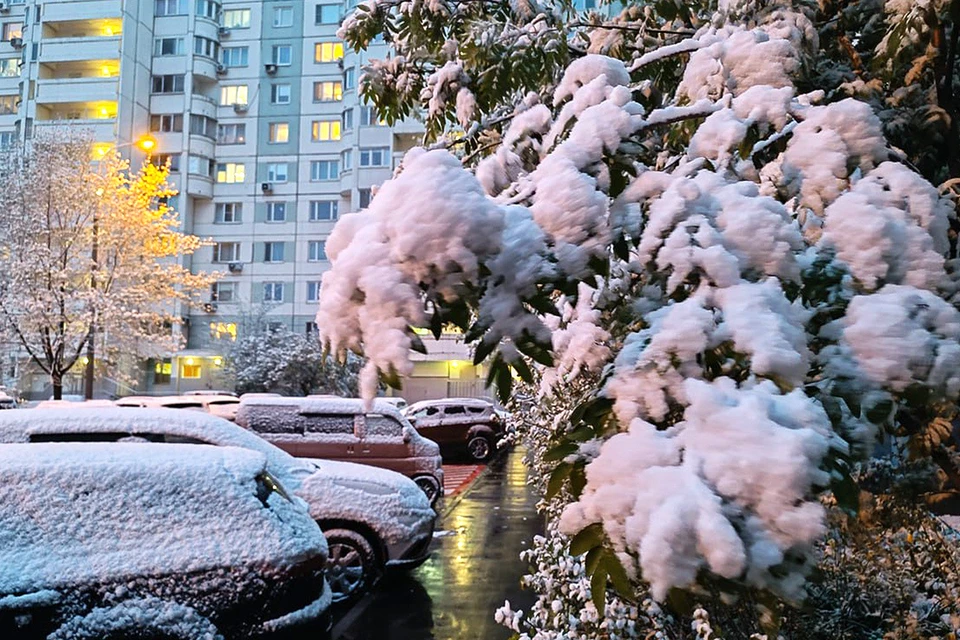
331,446,542,640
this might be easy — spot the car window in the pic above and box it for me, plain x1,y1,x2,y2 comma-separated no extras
208,399,240,406
364,415,403,438
302,413,355,435
29,432,131,443
247,406,302,434
443,406,466,415
162,402,205,410
468,406,486,414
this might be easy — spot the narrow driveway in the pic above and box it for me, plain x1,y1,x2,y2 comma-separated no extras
333,446,542,640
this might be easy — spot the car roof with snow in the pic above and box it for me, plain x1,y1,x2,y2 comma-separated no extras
0,407,310,478
407,398,496,411
0,442,324,596
240,396,410,420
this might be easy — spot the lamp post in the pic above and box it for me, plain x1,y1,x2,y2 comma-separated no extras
82,134,157,400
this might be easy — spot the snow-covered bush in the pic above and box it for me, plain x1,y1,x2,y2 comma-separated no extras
320,0,960,635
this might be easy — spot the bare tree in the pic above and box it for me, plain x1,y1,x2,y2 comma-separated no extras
0,130,217,399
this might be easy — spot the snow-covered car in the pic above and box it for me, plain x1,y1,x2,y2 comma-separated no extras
34,399,117,410
0,442,330,639
0,393,16,410
405,398,507,461
0,408,435,603
115,394,241,421
235,396,445,506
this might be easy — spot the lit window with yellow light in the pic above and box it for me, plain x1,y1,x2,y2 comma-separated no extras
181,358,201,379
209,322,237,341
314,42,344,63
311,120,341,141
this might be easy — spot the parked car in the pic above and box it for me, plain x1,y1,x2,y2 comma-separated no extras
378,397,409,411
404,398,506,462
0,408,435,603
185,389,238,397
0,393,16,410
115,394,241,421
34,399,116,410
0,442,330,639
236,397,445,506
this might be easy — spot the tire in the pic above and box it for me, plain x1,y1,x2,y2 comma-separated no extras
466,434,494,462
323,527,380,604
413,474,441,506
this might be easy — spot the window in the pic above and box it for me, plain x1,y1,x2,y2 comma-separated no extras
360,105,385,126
359,147,389,167
358,188,372,209
265,163,288,183
220,85,248,106
341,149,352,171
0,95,16,115
150,114,183,133
217,123,246,144
272,45,293,66
306,281,322,303
151,74,185,94
304,414,354,435
263,282,284,302
222,8,250,28
273,6,293,27
314,41,343,63
263,242,285,263
0,131,15,148
215,202,242,223
365,415,403,438
211,281,236,302
154,37,185,56
155,0,189,16
190,114,216,138
210,322,238,341
150,153,180,172
221,46,248,68
270,84,291,104
309,200,338,221
181,362,202,379
0,58,18,78
342,108,353,131
2,23,21,41
194,36,219,59
187,155,213,176
268,122,289,143
313,81,342,102
315,4,339,24
344,67,355,90
266,202,287,222
195,0,219,20
154,358,172,385
308,241,326,262
311,120,340,141
310,160,338,181
216,162,245,183
305,321,319,335
213,242,240,262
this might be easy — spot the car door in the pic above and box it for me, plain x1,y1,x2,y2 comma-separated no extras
437,405,470,444
410,405,442,442
355,413,413,476
298,412,359,461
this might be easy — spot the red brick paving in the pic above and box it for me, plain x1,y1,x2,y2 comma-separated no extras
442,463,485,497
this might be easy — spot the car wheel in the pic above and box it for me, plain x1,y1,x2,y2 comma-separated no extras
466,434,493,462
324,527,380,604
413,474,441,506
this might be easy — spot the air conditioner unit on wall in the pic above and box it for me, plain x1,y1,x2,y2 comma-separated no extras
9,37,23,49
203,302,218,313
0,3,10,14
261,182,272,193
216,63,227,75
264,63,277,75
218,27,230,37
232,102,248,114
227,262,243,273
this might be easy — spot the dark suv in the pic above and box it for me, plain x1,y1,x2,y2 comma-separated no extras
404,398,506,462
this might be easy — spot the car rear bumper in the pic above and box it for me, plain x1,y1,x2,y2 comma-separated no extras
385,518,434,571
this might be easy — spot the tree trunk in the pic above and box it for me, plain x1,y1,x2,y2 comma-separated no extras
51,371,62,400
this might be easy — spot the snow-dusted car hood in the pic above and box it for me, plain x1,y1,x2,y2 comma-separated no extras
296,459,435,544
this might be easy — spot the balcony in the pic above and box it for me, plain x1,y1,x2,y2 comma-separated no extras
40,37,121,63
186,175,214,199
42,4,123,23
192,56,219,83
33,118,116,143
36,77,118,104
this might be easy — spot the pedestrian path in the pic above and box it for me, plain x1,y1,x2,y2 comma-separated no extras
442,463,485,497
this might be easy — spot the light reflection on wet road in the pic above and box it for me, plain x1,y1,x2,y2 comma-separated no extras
332,446,542,640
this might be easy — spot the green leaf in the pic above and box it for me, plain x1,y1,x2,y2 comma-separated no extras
473,339,497,366
543,441,578,462
613,236,630,262
566,425,596,442
546,462,571,499
585,546,603,577
569,463,587,498
833,470,859,516
591,566,608,613
512,357,534,384
602,553,633,601
382,366,403,390
495,361,513,404
569,522,604,556
666,588,695,617
409,332,427,355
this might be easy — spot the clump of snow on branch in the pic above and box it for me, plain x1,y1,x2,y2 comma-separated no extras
561,378,844,601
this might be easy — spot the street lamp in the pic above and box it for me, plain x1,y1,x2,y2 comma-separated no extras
83,133,156,400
